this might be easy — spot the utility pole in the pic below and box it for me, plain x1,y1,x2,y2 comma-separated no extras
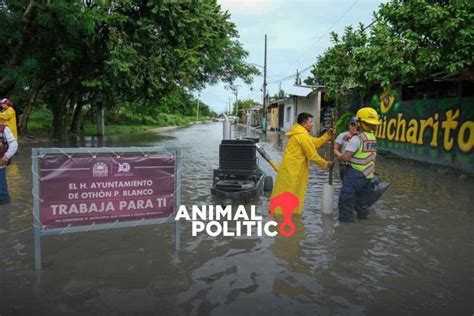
262,34,267,133
235,87,238,116
295,69,301,85
196,95,200,122
230,84,239,121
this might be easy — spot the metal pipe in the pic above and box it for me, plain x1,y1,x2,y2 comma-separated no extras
223,114,231,140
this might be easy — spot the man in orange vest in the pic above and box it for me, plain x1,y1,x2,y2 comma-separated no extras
335,107,381,222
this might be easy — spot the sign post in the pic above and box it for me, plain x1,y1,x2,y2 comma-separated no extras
31,147,181,280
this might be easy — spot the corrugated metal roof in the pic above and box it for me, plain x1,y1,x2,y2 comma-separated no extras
287,85,313,97
269,98,285,106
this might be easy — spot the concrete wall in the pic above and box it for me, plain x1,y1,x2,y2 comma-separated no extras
282,98,295,131
280,90,325,133
295,94,320,134
269,106,279,130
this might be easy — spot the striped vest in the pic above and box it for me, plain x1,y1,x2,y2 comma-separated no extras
350,132,377,179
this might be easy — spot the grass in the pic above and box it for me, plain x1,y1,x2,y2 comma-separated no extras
82,123,156,136
25,109,207,138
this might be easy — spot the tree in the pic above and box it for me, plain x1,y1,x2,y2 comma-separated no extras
310,0,474,113
232,99,259,116
369,0,473,83
0,0,259,138
311,25,368,112
272,88,285,100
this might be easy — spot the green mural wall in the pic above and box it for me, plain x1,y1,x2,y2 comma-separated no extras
370,89,474,173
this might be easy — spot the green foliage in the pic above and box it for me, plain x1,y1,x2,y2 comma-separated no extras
272,89,285,100
311,0,474,114
232,99,260,116
313,26,368,99
335,113,354,136
27,108,54,134
0,0,257,138
28,106,201,137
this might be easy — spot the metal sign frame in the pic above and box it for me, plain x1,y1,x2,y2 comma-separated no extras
31,146,182,278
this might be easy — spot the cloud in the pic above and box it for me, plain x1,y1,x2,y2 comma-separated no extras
204,0,387,113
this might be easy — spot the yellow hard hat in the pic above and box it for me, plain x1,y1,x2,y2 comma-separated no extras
356,107,382,126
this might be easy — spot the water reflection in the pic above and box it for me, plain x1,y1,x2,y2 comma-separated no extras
0,122,472,315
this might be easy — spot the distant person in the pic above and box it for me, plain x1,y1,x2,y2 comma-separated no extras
272,112,334,214
0,98,18,139
335,107,381,222
0,117,18,204
333,116,358,180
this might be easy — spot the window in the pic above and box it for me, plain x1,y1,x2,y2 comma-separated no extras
286,107,291,123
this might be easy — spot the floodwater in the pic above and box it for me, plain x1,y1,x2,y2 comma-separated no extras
0,122,473,315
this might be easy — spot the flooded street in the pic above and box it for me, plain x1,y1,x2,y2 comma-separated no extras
1,122,473,315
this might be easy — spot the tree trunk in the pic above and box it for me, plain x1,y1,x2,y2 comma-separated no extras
51,83,74,140
80,106,92,131
19,82,43,134
112,101,122,123
70,101,85,133
51,107,64,140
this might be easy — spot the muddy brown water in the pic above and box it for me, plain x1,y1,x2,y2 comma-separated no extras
0,122,472,315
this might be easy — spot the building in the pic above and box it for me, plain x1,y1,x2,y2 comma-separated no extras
267,99,284,131
245,106,263,127
365,72,474,173
245,85,334,134
281,85,332,135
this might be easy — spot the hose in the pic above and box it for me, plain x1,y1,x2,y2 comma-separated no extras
255,143,279,172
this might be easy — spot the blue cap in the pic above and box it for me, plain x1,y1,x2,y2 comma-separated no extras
348,116,358,125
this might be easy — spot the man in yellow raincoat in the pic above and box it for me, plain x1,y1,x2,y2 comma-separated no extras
0,99,17,139
271,112,334,214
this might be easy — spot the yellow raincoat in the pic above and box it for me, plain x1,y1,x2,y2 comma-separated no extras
271,123,330,214
0,107,17,139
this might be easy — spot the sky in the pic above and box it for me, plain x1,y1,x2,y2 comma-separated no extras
200,0,386,113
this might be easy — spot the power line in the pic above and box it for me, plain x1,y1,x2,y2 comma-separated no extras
309,0,360,43
245,62,291,79
268,0,364,85
267,66,313,85
362,19,377,31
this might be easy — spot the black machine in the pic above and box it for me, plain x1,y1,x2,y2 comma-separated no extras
211,138,273,200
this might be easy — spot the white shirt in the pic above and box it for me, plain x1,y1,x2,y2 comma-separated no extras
345,134,361,153
1,125,18,161
335,131,352,153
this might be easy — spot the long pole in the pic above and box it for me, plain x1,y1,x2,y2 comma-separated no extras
321,109,335,214
196,98,200,122
262,34,267,133
235,87,238,116
328,110,335,185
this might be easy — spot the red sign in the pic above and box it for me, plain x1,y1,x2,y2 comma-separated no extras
39,155,175,229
